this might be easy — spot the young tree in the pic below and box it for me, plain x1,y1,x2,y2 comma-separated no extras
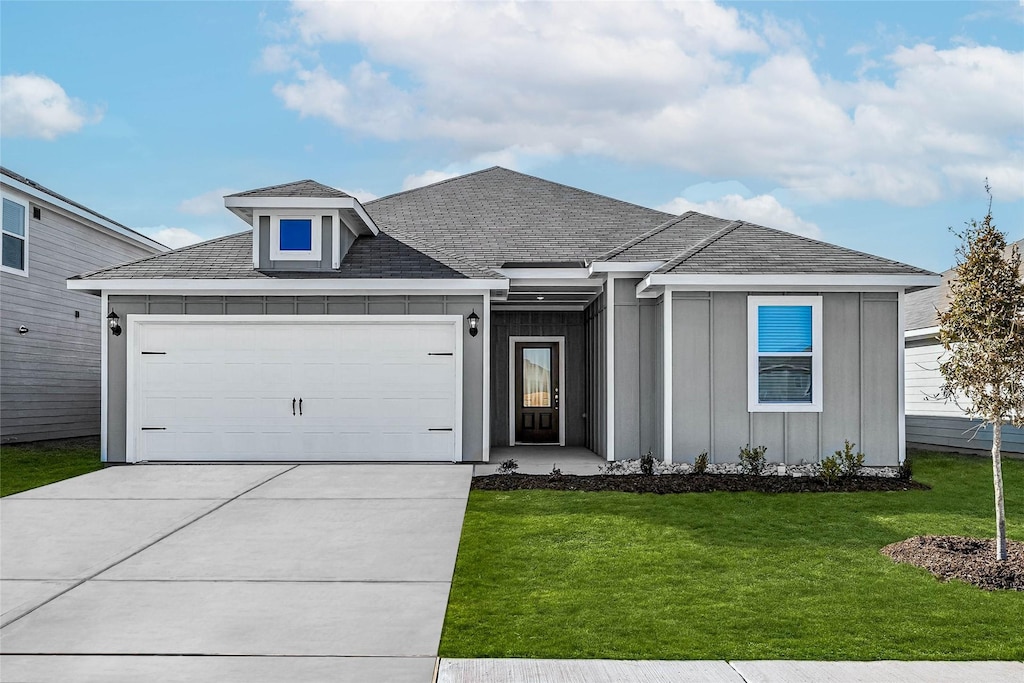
938,187,1024,561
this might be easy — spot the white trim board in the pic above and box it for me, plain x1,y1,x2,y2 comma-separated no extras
605,275,616,461
637,272,940,296
897,290,907,465
125,314,464,464
69,278,510,295
507,336,567,447
482,291,491,462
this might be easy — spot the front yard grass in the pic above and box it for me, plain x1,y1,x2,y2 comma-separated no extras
440,452,1024,660
1,437,103,497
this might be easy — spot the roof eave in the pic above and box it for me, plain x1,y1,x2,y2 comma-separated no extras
636,272,942,297
223,196,379,235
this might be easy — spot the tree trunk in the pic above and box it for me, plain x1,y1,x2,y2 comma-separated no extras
992,420,1007,561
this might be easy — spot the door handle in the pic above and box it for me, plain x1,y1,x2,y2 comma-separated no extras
292,398,296,416
299,398,303,416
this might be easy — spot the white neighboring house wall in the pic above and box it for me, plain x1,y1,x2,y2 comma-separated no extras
1,176,165,443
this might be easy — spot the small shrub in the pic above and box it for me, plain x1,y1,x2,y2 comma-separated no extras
640,451,655,475
601,460,623,474
693,451,708,474
836,440,865,477
550,464,562,476
497,458,519,474
898,457,913,482
738,444,768,475
818,455,843,486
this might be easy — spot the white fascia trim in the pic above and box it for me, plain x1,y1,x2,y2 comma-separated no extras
905,325,940,341
350,201,380,235
68,278,510,295
482,291,491,462
507,278,601,289
498,267,592,279
898,290,906,465
225,196,359,210
638,273,941,295
100,292,108,463
662,291,673,464
2,177,167,252
589,260,664,274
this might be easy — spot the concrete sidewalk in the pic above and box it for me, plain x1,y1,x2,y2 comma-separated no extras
1,463,473,682
437,658,1024,682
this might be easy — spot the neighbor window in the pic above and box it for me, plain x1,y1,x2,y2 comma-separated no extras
267,213,321,261
747,296,822,412
2,196,28,275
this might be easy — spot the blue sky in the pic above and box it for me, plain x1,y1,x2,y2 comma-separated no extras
1,1,1021,272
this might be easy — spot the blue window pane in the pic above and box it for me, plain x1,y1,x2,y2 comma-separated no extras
758,305,812,353
3,199,26,236
758,356,812,403
279,219,312,251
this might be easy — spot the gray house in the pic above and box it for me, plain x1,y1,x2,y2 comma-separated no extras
67,168,939,465
1,168,166,443
904,239,1024,454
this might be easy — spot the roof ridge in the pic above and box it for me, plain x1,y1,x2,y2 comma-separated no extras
365,167,502,206
226,179,344,197
71,230,248,279
595,212,695,261
384,227,503,279
655,220,744,274
1,166,164,248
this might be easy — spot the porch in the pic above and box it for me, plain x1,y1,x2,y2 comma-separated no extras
476,446,607,476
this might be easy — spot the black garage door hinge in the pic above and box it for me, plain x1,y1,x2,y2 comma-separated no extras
141,427,166,431
428,427,454,431
427,352,453,356
141,351,167,355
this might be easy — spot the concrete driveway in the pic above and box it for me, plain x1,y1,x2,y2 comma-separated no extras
0,463,473,682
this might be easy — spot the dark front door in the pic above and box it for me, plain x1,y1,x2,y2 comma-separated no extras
514,341,559,443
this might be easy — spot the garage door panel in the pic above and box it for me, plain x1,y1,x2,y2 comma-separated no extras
133,319,459,462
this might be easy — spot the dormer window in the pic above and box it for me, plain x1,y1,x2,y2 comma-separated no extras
269,212,321,261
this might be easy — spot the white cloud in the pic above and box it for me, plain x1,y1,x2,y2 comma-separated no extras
0,74,102,140
266,1,1023,205
658,193,822,239
141,226,205,249
178,188,239,216
258,44,301,73
401,169,462,192
340,187,379,203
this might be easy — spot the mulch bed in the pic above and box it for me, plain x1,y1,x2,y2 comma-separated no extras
881,535,1024,591
472,473,928,494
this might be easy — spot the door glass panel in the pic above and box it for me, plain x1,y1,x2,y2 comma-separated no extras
522,348,552,407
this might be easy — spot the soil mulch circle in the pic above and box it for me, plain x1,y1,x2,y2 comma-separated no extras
881,535,1024,591
472,473,928,494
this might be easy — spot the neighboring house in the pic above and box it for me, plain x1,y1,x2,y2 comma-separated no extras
67,168,939,465
904,239,1024,454
1,168,166,443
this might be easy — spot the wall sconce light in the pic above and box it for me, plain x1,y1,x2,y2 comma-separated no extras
107,310,122,336
18,325,28,335
468,310,479,337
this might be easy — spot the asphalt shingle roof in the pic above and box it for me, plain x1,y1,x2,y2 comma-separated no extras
365,167,674,268
72,167,938,282
226,180,352,199
657,221,936,276
73,230,493,280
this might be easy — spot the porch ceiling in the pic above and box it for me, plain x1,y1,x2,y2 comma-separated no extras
493,282,602,309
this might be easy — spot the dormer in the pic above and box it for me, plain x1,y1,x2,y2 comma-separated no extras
224,180,378,271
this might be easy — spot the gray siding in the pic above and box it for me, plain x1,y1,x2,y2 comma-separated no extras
490,310,586,448
257,215,334,271
583,292,607,457
1,191,157,443
907,416,1024,454
612,278,661,460
669,291,902,465
105,295,484,463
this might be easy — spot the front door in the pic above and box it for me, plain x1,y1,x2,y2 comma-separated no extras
514,341,559,443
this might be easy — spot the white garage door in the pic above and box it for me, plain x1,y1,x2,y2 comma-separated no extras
128,316,461,462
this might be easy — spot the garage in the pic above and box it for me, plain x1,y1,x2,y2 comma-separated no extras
126,316,462,462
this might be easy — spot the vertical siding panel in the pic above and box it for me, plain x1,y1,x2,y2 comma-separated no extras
710,292,748,462
860,294,899,464
672,294,711,462
821,293,862,458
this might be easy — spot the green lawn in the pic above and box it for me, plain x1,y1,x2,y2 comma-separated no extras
441,452,1024,660
1,438,103,497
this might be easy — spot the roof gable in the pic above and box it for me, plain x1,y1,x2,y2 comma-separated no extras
227,180,352,199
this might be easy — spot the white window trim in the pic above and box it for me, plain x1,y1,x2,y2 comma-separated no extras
1,194,29,277
266,210,323,262
747,295,823,413
507,335,566,447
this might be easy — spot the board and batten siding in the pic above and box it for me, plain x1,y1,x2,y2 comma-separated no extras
583,291,607,457
905,338,1024,453
612,278,662,460
104,294,485,463
666,291,902,466
1,190,157,443
490,310,586,448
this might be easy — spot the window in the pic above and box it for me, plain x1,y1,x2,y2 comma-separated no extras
2,196,29,275
268,213,321,261
748,296,822,412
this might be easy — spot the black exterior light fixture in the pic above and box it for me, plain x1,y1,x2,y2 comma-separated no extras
107,310,122,336
467,310,480,337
